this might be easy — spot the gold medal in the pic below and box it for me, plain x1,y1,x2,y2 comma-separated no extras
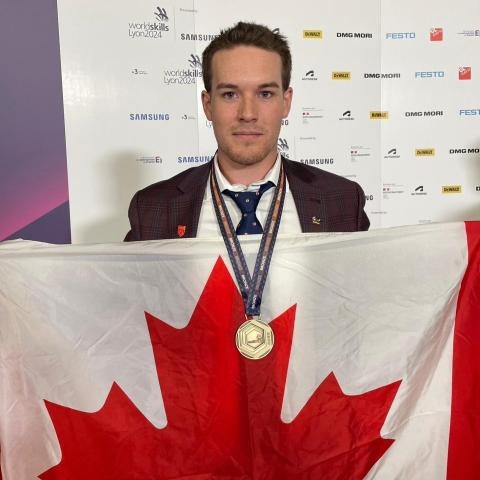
235,317,274,360
211,165,285,360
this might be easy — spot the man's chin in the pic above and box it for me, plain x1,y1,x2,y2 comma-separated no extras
221,146,275,167
230,156,264,166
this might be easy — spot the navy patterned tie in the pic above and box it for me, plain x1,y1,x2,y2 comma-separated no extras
223,181,275,235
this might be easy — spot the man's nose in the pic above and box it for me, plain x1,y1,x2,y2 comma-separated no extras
238,95,258,121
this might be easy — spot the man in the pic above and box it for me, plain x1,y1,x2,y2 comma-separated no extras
125,22,369,241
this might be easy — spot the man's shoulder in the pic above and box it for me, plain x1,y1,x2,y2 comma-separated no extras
283,157,363,193
135,161,211,200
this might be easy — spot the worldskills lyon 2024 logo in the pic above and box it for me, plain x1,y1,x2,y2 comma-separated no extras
164,54,202,85
128,6,170,39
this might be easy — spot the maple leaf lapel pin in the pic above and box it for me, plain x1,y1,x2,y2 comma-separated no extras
312,216,322,225
177,225,186,238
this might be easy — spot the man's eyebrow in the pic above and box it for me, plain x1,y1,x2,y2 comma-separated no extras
216,83,238,90
258,82,281,89
215,82,281,90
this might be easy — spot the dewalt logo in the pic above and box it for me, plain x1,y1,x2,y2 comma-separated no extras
370,111,389,119
442,185,462,194
303,30,323,39
332,71,351,80
415,148,435,156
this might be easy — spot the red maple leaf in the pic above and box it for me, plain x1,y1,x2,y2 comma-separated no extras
39,257,400,479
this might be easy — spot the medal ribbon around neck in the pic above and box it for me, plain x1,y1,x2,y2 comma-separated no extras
210,160,286,319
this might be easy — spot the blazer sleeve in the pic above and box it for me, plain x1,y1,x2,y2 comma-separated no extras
124,192,141,242
356,183,370,231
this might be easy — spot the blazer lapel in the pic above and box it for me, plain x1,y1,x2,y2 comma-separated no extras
283,157,327,233
170,161,211,238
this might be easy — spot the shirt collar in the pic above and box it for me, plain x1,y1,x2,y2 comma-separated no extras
214,152,282,193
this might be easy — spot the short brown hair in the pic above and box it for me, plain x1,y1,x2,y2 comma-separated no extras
202,22,292,92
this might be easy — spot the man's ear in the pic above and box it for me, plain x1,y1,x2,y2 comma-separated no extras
201,90,213,121
282,86,293,118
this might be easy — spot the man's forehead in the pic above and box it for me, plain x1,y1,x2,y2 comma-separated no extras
211,45,282,65
212,45,282,68
210,46,282,86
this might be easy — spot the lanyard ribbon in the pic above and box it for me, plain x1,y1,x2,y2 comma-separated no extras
210,161,286,318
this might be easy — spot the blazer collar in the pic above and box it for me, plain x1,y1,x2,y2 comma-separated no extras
177,160,212,194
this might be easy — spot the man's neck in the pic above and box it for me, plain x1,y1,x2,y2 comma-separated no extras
217,151,278,186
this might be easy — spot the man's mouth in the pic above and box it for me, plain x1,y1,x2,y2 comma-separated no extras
233,131,263,140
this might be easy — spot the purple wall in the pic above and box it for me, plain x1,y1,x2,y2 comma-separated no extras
0,0,70,243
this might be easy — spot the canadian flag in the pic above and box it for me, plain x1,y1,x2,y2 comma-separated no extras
0,222,479,479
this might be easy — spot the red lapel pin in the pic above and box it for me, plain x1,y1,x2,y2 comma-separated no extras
177,225,186,238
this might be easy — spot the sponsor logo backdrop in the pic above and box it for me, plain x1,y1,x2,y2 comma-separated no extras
57,0,480,243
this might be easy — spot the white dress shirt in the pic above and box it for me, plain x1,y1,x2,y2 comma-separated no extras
196,153,302,238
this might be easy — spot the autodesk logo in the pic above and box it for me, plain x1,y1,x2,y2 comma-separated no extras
339,110,354,121
302,70,317,81
384,148,400,159
411,185,427,196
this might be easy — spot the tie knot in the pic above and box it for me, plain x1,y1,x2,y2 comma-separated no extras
223,181,274,213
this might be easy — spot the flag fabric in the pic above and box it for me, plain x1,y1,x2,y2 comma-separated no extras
0,222,479,479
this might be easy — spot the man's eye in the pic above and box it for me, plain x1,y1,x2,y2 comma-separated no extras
222,91,237,99
260,91,273,98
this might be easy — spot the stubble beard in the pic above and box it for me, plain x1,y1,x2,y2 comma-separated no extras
218,139,278,168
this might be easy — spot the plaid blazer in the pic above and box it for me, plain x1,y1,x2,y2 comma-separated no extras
124,157,369,241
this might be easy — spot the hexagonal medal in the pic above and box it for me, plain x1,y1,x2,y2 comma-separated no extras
235,318,274,360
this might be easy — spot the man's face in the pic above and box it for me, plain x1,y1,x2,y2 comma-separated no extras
202,46,292,168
